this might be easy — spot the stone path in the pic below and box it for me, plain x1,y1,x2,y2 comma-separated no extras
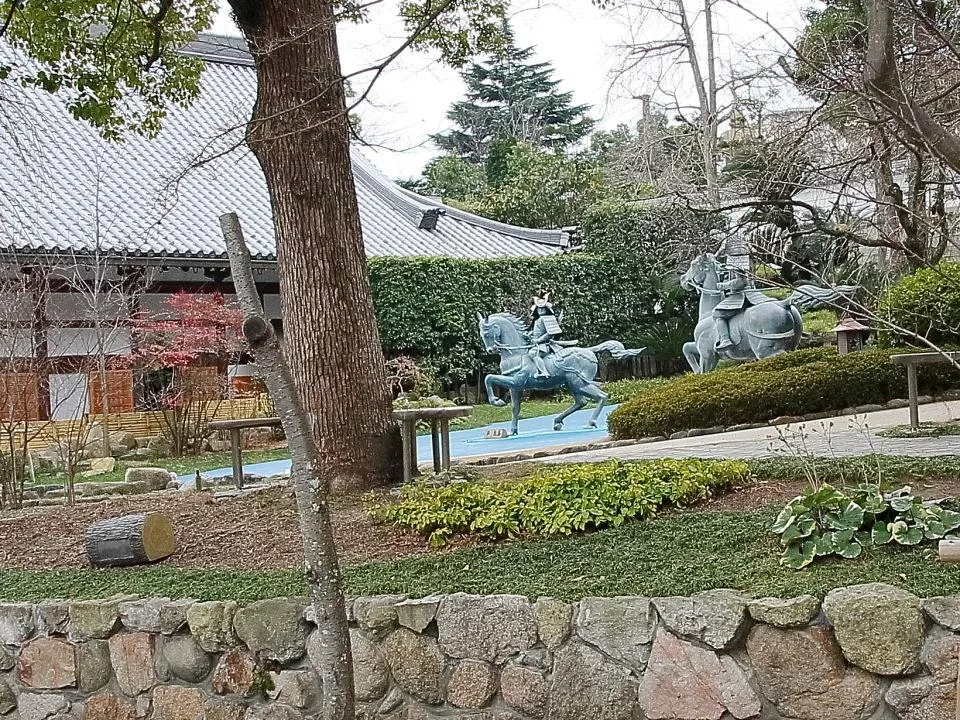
539,400,960,464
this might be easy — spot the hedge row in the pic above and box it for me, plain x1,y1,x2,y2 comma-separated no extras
877,262,960,346
368,204,713,386
608,347,960,440
372,458,750,545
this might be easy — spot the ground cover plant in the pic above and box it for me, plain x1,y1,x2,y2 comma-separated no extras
608,346,960,439
371,458,751,545
880,421,960,438
773,483,960,569
3,455,959,603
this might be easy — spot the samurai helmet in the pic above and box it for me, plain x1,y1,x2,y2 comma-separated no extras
530,291,554,313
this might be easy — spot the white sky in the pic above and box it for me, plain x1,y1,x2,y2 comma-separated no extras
212,0,811,180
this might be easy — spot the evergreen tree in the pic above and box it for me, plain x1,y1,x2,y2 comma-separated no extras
432,22,594,164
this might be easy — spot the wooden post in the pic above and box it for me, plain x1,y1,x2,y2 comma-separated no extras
939,539,960,563
907,363,919,428
440,419,451,470
230,427,243,489
400,420,414,484
430,420,441,472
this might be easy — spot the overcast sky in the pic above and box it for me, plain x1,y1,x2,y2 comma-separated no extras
212,1,811,180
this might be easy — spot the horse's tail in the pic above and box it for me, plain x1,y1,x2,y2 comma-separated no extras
587,340,646,359
787,284,859,311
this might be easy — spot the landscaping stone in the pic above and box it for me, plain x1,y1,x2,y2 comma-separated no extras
746,624,882,720
686,426,724,437
375,688,403,717
668,430,689,440
37,602,69,636
159,599,194,635
770,415,804,425
638,630,759,720
653,590,747,650
122,467,173,491
0,646,12,671
575,596,654,670
80,693,136,720
203,699,247,720
353,595,406,640
436,594,537,663
0,603,36,644
109,432,138,451
157,635,211,683
382,628,445,704
151,686,204,720
84,457,117,476
108,632,156,696
69,600,120,640
921,596,960,631
447,660,497,709
546,642,637,720
274,670,318,709
822,583,923,675
501,663,548,718
886,625,960,720
233,597,309,663
395,597,440,633
211,648,258,695
533,597,570,650
245,704,303,720
17,637,76,689
118,598,167,633
0,678,15,715
186,601,238,652
747,595,820,628
343,629,389,702
17,693,69,720
76,640,112,693
886,398,911,409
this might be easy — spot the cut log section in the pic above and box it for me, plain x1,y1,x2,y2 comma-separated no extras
84,513,176,568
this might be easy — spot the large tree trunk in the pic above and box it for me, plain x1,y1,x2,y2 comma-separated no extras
230,0,400,491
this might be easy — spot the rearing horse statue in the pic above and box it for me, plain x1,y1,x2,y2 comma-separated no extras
477,312,644,435
680,253,857,374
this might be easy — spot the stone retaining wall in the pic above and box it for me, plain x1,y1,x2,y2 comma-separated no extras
0,583,955,719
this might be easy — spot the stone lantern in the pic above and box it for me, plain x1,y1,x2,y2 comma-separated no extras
831,316,870,356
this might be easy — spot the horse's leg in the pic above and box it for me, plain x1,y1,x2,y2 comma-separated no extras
509,387,522,435
699,332,719,373
682,340,701,374
579,382,609,428
553,386,587,431
485,374,514,406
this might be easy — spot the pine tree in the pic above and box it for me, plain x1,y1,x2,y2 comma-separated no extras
432,23,594,165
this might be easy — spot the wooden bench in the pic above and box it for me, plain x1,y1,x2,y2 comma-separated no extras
393,406,474,484
210,406,474,488
208,417,284,489
889,351,960,428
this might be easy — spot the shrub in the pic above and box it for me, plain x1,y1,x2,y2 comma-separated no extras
877,263,960,345
773,483,960,569
601,378,670,403
370,458,750,545
608,347,960,439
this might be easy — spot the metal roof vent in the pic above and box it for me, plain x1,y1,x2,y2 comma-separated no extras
418,208,444,231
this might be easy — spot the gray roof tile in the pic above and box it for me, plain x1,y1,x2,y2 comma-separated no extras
0,34,567,263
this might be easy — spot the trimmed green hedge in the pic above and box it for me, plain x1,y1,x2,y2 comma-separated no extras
608,347,960,439
368,204,711,387
877,263,960,346
371,458,750,545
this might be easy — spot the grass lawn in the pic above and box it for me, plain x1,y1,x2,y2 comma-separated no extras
7,454,960,604
880,421,960,439
2,503,958,603
30,447,291,487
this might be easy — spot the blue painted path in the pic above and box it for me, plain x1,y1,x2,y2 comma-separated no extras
179,404,619,484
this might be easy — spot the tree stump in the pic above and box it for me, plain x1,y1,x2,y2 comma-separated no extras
84,513,175,567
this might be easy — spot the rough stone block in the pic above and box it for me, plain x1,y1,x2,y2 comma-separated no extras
0,603,36,644
76,640,112,693
436,594,537,663
108,632,156,696
382,628,445,704
653,590,747,650
159,599,194,635
747,595,820,629
341,629,388,703
212,648,258,696
501,663,548,718
69,600,120,640
186,601,238,652
233,597,309,663
533,597,571,650
353,595,406,640
823,583,923,675
546,643,637,720
395,597,440,633
18,637,77,689
575,596,654,670
447,660,497,709
151,685,205,720
18,693,70,720
118,598,167,633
